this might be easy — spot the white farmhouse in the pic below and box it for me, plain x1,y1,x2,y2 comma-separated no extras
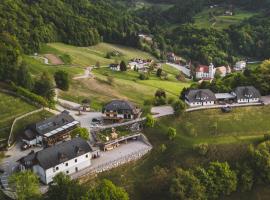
18,137,99,184
232,86,261,103
185,89,216,107
195,63,215,80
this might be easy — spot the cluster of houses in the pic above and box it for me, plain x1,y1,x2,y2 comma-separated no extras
195,61,246,80
19,99,141,184
109,58,160,73
185,86,261,107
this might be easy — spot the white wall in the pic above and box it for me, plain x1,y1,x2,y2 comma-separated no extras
44,153,91,184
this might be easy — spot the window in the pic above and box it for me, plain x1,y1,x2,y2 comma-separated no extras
75,167,78,172
66,171,69,174
86,154,89,158
56,167,59,171
75,159,77,163
65,163,68,166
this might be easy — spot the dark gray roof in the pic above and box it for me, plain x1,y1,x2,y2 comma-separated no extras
33,111,75,136
186,89,216,103
34,137,92,170
103,100,138,113
234,86,261,99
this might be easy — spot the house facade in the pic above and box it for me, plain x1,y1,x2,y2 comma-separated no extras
109,64,120,71
215,66,231,77
22,111,79,147
185,89,216,107
232,86,261,103
195,63,215,80
102,100,141,122
19,137,99,184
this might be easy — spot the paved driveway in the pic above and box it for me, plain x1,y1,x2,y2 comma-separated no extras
261,96,270,105
151,106,174,118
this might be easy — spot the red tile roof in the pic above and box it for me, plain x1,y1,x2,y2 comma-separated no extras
196,65,209,73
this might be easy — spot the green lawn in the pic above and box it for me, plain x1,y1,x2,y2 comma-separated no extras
93,106,270,200
194,7,257,30
46,42,155,67
0,92,37,140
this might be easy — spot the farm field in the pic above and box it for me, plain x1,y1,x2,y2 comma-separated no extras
0,92,37,141
95,105,270,200
194,8,257,30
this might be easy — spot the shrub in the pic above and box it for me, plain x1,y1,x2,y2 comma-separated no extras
193,143,209,156
167,127,177,140
154,97,166,106
172,100,186,116
155,89,166,98
156,68,162,77
139,73,149,80
145,114,155,128
54,70,70,91
159,144,167,152
184,122,197,137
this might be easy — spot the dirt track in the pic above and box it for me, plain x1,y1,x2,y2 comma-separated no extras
44,54,64,65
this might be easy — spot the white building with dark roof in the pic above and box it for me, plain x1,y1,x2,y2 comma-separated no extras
232,86,261,103
22,111,79,147
185,89,216,107
19,137,99,184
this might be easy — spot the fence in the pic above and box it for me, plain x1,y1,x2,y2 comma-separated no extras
71,146,152,180
7,108,44,147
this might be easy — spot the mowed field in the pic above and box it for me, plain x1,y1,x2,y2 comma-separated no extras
95,105,270,200
46,42,155,66
0,92,36,140
194,8,257,30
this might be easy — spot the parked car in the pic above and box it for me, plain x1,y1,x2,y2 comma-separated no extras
92,118,101,123
21,143,31,151
221,106,232,113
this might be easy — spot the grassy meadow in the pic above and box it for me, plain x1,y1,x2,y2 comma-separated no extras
0,92,37,140
95,105,270,200
45,42,155,66
194,8,257,30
